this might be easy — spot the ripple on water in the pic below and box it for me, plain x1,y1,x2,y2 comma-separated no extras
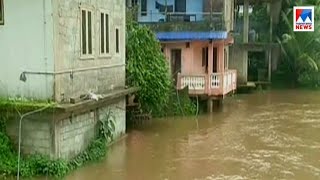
198,174,248,180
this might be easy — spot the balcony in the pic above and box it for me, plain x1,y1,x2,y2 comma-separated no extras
138,11,226,32
177,70,237,96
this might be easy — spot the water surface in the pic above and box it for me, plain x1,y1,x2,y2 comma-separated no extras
66,90,320,180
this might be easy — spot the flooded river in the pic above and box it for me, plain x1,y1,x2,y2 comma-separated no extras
67,90,320,180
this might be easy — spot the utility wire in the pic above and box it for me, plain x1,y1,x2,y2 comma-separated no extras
15,105,52,180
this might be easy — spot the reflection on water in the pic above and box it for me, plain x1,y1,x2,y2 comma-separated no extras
66,90,320,180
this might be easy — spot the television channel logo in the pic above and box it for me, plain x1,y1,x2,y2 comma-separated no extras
293,6,314,32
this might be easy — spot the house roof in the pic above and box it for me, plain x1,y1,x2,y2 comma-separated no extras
156,32,228,41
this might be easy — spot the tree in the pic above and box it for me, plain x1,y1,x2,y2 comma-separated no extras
276,0,320,87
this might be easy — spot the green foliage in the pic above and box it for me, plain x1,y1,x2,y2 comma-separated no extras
276,0,320,87
98,110,115,142
126,18,172,114
250,3,270,42
0,97,56,113
68,139,107,170
157,89,197,117
0,133,69,178
20,155,69,177
0,110,115,178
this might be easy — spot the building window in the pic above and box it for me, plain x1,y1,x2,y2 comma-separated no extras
141,0,147,16
81,9,93,56
116,28,119,53
0,0,4,25
100,12,109,55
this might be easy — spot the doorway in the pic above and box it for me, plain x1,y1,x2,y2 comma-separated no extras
212,47,218,73
202,47,209,73
171,49,182,83
248,51,267,81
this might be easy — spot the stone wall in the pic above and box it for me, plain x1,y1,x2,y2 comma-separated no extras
57,111,96,159
6,97,126,160
6,114,54,157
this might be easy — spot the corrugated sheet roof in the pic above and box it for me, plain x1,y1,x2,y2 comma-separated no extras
156,32,228,41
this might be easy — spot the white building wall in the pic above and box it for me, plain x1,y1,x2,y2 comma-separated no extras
0,0,55,100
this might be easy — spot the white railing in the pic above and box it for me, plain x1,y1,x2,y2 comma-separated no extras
180,75,205,90
224,70,237,94
232,72,237,89
210,73,221,89
223,71,233,94
138,11,223,23
178,70,236,95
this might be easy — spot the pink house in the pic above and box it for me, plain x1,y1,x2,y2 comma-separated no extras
128,0,237,101
159,33,236,98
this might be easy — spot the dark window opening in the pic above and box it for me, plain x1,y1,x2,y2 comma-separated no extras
81,9,93,56
213,47,218,73
0,0,4,25
202,47,209,73
100,13,109,54
88,11,92,54
141,0,147,16
105,14,109,53
116,28,119,53
101,13,104,53
81,10,87,54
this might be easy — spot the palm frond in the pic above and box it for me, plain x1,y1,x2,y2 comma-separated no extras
297,53,319,71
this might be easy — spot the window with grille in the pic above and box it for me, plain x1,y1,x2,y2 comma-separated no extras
81,9,93,56
100,12,109,55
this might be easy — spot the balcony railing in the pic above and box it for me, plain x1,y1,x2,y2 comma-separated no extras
177,70,237,96
137,11,226,32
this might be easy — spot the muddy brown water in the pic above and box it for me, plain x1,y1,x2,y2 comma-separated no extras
52,90,320,179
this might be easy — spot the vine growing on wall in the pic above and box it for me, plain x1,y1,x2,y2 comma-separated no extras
126,16,172,115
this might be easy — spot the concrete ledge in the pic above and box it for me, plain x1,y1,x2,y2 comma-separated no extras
55,87,139,113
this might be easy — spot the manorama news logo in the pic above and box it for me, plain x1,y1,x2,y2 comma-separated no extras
294,6,314,32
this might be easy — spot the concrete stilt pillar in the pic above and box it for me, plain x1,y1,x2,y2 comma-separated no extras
243,0,249,84
207,98,213,113
243,0,249,43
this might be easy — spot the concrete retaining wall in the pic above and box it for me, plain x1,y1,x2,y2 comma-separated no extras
6,97,126,160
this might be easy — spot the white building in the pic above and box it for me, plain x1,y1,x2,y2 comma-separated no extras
1,0,132,159
0,0,125,102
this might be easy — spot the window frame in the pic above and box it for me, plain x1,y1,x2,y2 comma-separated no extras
0,0,4,25
99,10,111,57
80,8,94,59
